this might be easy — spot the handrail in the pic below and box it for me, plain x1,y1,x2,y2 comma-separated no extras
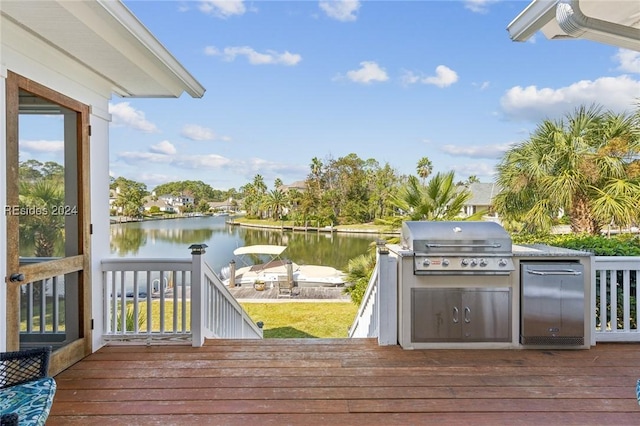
348,245,397,345
199,261,263,342
348,267,378,338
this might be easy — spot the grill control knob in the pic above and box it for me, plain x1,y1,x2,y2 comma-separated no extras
461,258,469,266
479,258,487,267
442,259,450,267
422,259,431,267
498,258,509,267
470,259,478,267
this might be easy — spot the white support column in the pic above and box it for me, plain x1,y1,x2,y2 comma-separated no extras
189,244,208,347
377,241,398,346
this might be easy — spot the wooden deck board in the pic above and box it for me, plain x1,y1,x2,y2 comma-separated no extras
49,339,640,425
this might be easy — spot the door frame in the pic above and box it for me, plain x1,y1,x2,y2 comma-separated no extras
5,71,92,374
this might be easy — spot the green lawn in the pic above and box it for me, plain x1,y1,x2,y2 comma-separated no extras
24,299,359,338
106,300,358,338
240,302,359,338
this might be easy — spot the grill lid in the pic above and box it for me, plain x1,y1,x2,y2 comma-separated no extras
401,221,512,255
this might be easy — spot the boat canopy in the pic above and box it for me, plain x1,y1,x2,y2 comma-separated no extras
233,245,287,256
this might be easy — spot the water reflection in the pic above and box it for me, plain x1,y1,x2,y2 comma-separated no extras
109,216,377,272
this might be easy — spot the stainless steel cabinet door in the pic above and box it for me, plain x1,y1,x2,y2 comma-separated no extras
462,290,511,341
521,263,585,341
412,289,461,341
411,288,511,342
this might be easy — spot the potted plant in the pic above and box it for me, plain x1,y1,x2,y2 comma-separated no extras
254,279,266,291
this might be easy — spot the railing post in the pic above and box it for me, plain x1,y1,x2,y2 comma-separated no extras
189,244,208,347
376,240,397,346
229,260,236,288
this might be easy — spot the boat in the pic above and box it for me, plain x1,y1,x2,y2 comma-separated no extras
220,245,346,288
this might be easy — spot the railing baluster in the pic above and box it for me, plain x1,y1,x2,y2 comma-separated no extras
623,270,630,331
171,271,178,332
146,270,152,334
159,270,165,333
52,276,59,333
132,271,139,333
27,283,34,333
39,280,46,332
611,270,618,331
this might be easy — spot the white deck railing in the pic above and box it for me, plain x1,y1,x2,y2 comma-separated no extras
348,265,378,338
191,252,263,345
102,258,193,343
348,244,397,345
102,247,262,346
593,256,640,342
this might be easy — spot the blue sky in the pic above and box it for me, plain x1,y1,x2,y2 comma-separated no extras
22,1,640,191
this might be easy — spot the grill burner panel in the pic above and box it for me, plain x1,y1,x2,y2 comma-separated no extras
413,255,514,275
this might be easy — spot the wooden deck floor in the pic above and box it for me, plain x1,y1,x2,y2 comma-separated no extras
49,339,640,425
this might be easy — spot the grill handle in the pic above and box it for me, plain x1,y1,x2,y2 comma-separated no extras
526,269,582,276
425,243,502,249
452,307,459,324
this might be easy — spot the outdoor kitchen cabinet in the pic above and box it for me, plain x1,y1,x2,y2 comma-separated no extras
411,288,511,342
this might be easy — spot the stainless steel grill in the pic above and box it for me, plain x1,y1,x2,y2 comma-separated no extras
401,221,514,275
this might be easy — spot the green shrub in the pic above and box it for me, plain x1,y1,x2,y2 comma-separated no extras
512,233,640,256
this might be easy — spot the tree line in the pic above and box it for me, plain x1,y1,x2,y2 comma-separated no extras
18,102,640,261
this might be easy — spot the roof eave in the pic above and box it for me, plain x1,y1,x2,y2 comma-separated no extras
507,0,559,42
507,0,640,51
97,0,205,98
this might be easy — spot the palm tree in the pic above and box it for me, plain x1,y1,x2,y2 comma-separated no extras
416,157,433,183
310,157,323,188
19,179,65,257
391,171,473,224
265,189,287,220
494,105,640,234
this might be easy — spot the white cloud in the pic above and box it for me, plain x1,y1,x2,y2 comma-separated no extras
473,81,490,91
181,124,218,141
450,162,498,179
401,65,459,88
464,0,498,14
198,0,246,18
205,45,302,66
614,49,640,74
440,142,514,159
319,0,360,22
20,139,64,152
344,61,389,84
117,150,232,169
174,154,232,169
150,140,177,155
117,151,174,164
238,158,309,179
424,65,459,88
140,173,181,188
501,75,640,122
109,102,159,133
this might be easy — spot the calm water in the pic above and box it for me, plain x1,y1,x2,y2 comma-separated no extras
109,216,379,273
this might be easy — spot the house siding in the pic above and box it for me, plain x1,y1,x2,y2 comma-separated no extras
1,15,113,353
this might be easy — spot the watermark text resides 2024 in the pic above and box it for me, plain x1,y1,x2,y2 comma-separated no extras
4,205,78,216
